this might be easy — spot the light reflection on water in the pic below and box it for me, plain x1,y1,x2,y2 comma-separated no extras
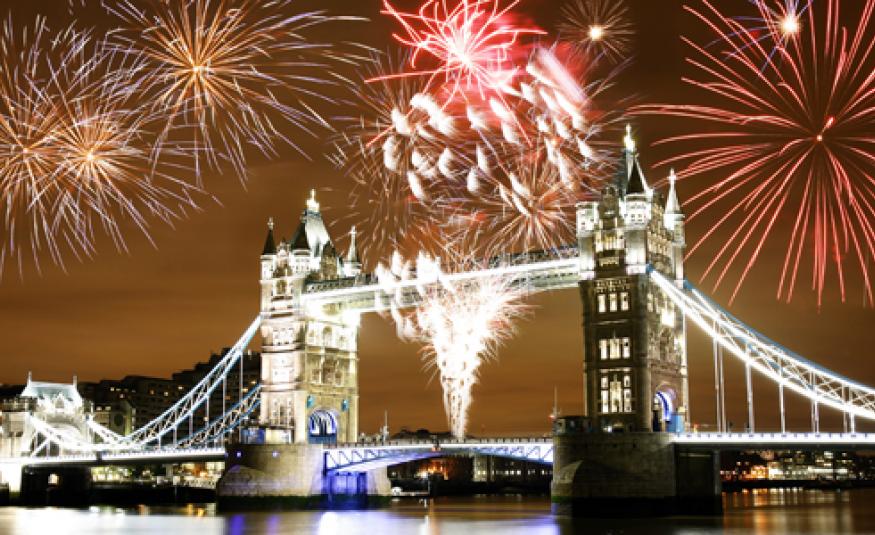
2,489,875,535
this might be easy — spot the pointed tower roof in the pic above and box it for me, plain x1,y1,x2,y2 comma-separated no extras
291,221,311,250
626,159,648,195
346,226,360,264
262,218,276,255
291,189,332,254
664,169,682,214
615,124,640,193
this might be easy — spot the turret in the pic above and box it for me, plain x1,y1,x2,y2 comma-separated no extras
260,219,277,310
621,127,650,268
576,201,599,277
344,226,362,277
663,169,686,281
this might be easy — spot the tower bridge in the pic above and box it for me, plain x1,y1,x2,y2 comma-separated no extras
2,135,875,513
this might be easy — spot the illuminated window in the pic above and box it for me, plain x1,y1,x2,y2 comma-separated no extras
600,371,633,414
609,293,618,312
597,294,606,313
620,292,630,311
600,336,631,360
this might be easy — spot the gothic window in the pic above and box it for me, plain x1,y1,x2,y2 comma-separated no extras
610,377,622,413
609,338,619,359
321,358,337,385
599,370,633,414
599,336,630,360
275,328,292,346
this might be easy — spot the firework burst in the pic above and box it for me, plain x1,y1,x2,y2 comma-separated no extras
448,155,581,256
635,0,875,305
375,0,544,101
329,52,476,261
377,251,528,438
334,45,627,261
107,0,363,180
0,19,202,277
558,0,634,64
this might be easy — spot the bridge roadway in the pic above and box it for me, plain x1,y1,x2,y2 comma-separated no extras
4,433,875,471
299,248,582,313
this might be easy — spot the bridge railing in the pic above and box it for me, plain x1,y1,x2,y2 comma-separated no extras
124,316,262,447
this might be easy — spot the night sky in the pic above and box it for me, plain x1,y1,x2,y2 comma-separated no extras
1,0,874,437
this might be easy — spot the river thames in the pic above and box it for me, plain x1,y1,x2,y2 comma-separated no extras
1,489,874,534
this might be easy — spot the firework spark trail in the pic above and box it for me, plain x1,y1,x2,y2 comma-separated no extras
106,0,366,181
375,0,544,101
445,155,581,256
377,252,528,438
634,0,875,305
558,0,634,64
0,19,203,278
329,52,480,261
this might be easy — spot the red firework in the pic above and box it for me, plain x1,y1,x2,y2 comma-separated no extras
635,0,875,306
374,0,544,100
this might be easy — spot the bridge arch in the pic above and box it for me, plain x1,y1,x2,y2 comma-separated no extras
308,409,338,444
653,390,675,431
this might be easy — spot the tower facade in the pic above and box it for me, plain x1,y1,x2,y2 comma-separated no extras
577,129,688,432
258,191,363,444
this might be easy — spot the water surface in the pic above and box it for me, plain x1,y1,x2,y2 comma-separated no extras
3,489,874,534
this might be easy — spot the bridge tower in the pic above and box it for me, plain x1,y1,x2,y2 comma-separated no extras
218,191,389,508
257,191,362,444
577,127,688,433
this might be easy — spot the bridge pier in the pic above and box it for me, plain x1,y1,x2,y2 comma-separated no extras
551,418,721,516
216,442,390,510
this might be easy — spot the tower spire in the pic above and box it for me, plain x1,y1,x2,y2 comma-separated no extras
262,217,276,255
623,124,636,153
665,169,681,215
344,226,362,276
306,189,320,213
346,226,360,264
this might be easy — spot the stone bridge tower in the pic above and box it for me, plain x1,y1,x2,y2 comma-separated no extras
577,128,688,433
258,191,362,444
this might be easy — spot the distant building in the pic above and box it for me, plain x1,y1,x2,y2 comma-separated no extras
0,349,261,441
77,349,260,437
0,375,91,457
472,455,552,485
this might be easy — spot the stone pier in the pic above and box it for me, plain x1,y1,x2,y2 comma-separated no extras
551,417,721,516
217,442,391,510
